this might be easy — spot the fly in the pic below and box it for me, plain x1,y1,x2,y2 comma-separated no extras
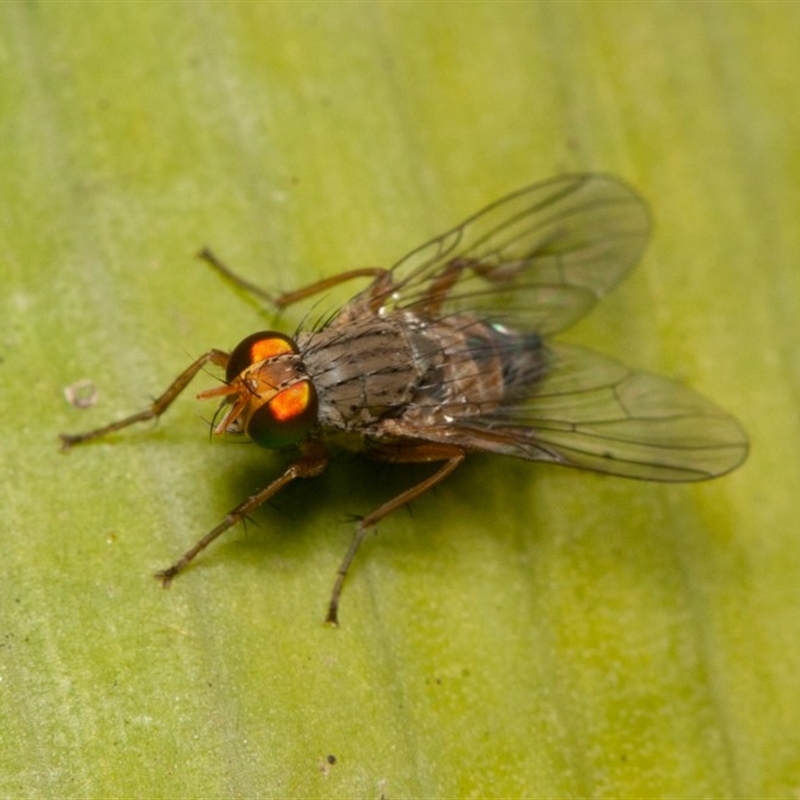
60,174,749,624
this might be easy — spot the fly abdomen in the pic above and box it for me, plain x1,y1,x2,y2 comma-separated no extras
403,316,548,423
490,327,548,403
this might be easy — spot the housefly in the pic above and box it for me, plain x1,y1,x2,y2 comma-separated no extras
60,174,748,624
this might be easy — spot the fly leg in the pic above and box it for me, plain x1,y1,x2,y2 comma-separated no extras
60,349,230,449
326,449,465,626
157,442,329,585
198,247,391,309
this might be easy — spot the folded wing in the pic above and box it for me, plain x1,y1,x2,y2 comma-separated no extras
403,344,748,481
387,174,651,335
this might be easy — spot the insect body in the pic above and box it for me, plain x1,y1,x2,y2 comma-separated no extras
60,174,748,624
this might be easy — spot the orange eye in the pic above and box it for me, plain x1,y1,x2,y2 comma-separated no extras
247,380,318,449
226,332,297,382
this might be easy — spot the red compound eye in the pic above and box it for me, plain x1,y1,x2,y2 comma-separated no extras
226,332,297,382
247,380,318,449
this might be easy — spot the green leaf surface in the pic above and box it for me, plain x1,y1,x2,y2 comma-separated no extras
1,2,799,797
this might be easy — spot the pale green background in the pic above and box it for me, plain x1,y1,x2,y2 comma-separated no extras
1,2,798,798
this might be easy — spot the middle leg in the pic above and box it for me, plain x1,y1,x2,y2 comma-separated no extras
326,449,465,625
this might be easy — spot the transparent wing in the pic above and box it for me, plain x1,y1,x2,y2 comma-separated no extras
383,173,650,335
406,344,749,481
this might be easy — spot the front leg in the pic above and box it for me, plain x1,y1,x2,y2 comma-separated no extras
157,441,329,585
60,349,230,449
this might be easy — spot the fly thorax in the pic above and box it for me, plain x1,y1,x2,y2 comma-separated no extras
300,317,428,430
